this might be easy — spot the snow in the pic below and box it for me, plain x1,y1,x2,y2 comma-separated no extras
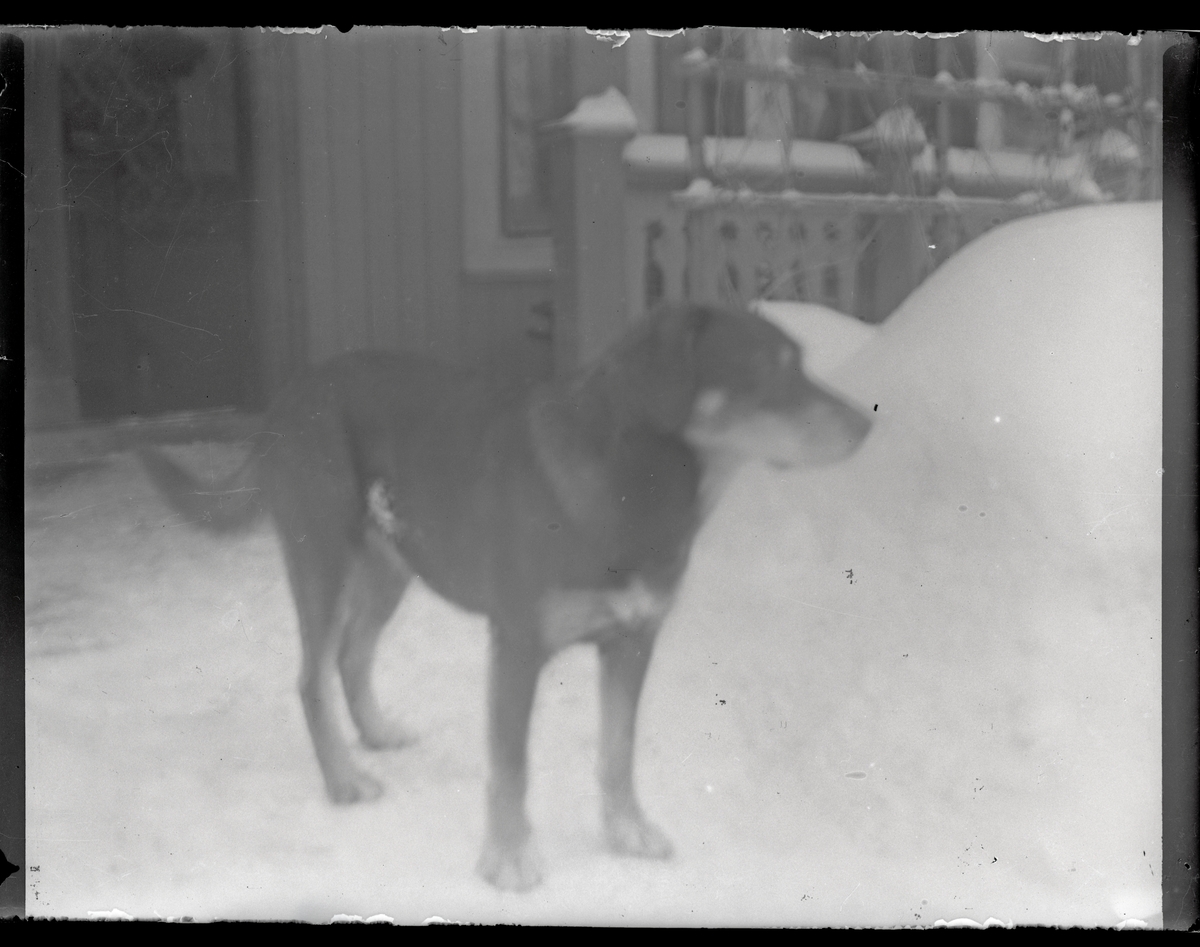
752,301,878,384
839,106,929,150
24,203,1161,926
556,87,639,136
622,135,871,186
910,148,1097,198
642,202,1161,926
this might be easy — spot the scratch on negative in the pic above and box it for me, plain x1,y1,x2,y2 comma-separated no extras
43,505,101,520
75,131,167,201
786,597,880,623
1086,503,1137,536
105,306,223,339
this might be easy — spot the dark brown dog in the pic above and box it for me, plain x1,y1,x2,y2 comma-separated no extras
141,303,871,891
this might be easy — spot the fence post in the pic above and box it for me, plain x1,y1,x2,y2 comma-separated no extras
844,105,930,321
544,88,639,376
681,44,708,178
975,32,1003,151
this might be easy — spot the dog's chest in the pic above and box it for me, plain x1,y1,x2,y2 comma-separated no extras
537,578,674,651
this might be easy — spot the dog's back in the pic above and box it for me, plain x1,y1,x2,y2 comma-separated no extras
141,353,520,542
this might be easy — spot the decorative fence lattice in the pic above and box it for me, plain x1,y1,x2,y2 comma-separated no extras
676,189,1053,317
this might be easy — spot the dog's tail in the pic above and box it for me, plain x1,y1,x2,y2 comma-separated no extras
138,446,264,533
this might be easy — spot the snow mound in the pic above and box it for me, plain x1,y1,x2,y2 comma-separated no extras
839,200,1162,576
643,202,1162,927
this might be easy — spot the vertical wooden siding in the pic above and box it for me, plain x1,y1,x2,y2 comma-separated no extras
418,31,464,360
246,28,464,380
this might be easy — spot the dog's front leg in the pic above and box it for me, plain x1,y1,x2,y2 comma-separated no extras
476,627,545,892
598,629,673,860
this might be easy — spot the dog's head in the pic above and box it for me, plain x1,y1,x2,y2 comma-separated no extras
614,303,873,470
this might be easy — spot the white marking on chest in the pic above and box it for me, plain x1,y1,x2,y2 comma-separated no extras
367,480,399,536
538,578,673,651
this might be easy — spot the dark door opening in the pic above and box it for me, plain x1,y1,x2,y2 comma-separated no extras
60,27,259,421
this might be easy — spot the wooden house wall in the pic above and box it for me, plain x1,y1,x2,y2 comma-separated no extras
245,28,565,398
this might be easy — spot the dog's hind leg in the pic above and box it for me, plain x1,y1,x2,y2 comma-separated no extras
284,534,387,804
476,627,546,892
598,629,673,859
338,529,418,751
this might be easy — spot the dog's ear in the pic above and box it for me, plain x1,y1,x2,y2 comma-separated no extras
631,304,726,433
593,304,729,434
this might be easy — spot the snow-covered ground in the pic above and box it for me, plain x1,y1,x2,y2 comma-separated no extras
24,203,1161,927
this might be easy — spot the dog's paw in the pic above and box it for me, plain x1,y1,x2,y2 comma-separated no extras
326,769,385,804
477,838,544,892
605,812,674,860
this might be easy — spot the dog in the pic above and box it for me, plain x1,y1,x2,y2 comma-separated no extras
140,302,872,891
